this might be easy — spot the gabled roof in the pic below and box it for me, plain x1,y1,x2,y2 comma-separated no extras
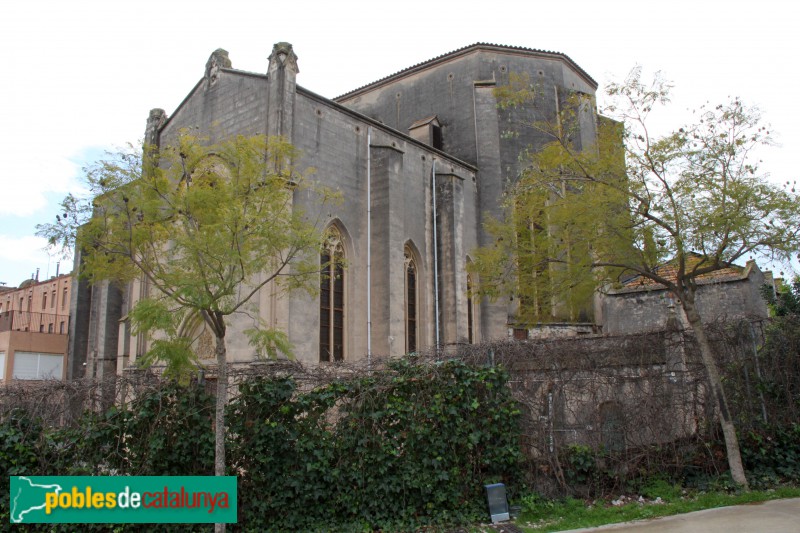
335,42,597,101
614,254,759,294
408,115,440,129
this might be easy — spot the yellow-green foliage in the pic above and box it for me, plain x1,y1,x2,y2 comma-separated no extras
39,131,340,374
470,67,800,326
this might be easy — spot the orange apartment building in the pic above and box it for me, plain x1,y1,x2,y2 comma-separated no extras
0,273,71,383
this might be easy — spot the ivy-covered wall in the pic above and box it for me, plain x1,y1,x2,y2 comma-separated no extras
0,359,522,531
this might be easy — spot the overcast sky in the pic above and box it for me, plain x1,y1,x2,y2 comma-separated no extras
1,0,797,286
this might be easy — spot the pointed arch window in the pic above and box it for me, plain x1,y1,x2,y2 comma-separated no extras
405,249,418,353
320,228,345,362
467,273,474,344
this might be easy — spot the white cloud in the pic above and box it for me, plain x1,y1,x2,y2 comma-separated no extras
0,0,797,281
0,235,48,263
0,234,70,287
0,154,80,217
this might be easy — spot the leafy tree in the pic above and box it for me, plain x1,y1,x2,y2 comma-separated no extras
764,276,800,316
38,132,337,505
471,67,800,488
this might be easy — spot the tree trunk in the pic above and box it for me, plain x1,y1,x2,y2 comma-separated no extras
214,333,228,533
681,298,749,489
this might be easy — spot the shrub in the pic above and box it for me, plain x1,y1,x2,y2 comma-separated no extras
228,359,522,531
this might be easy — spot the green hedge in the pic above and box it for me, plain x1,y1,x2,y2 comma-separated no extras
228,359,522,531
0,360,522,531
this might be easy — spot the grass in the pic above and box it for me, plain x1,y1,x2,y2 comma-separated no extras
513,485,800,532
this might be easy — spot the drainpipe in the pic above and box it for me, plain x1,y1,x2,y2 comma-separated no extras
432,158,440,350
367,127,372,369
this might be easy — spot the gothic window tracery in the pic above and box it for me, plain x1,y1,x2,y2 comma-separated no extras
405,248,418,354
320,228,345,362
467,273,474,344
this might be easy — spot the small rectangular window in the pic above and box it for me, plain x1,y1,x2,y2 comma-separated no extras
51,290,56,308
432,125,443,150
59,321,65,334
42,294,47,309
48,323,53,333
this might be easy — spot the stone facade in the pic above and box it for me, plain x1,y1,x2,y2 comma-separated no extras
70,42,605,373
601,259,773,335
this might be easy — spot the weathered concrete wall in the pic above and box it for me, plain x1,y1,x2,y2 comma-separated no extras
338,46,600,330
454,331,706,459
85,280,122,380
337,48,596,167
67,260,91,380
602,274,770,335
286,97,478,362
161,73,269,144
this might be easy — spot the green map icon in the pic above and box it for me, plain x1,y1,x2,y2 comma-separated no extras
10,476,63,523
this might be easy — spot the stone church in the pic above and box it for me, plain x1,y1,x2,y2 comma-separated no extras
68,42,605,379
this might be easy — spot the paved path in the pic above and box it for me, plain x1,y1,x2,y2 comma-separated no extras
560,497,800,532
